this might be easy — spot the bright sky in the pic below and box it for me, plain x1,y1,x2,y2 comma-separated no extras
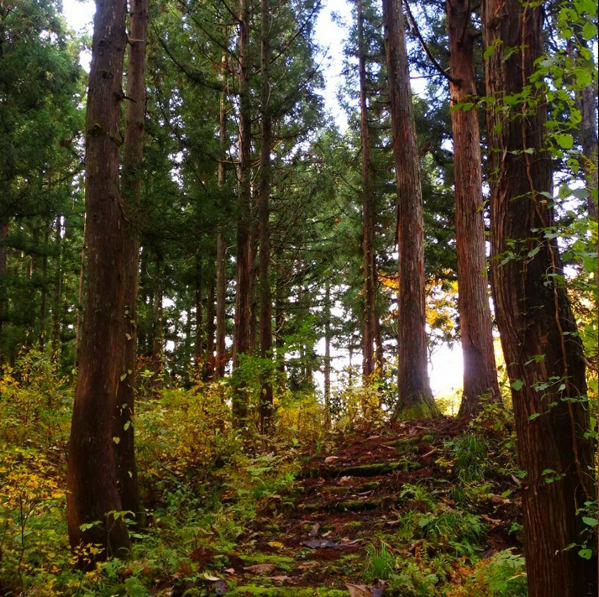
62,0,93,30
61,0,465,398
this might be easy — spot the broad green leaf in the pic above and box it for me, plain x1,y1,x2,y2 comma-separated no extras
528,246,540,258
556,134,574,149
511,379,525,391
582,22,597,40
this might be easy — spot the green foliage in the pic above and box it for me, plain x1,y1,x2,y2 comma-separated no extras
438,404,520,509
330,369,387,432
0,348,72,448
450,435,488,483
364,542,395,581
449,550,527,597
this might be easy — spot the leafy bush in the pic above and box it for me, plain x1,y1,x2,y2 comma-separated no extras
448,549,527,597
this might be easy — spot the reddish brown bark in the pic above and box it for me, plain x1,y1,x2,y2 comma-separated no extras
577,70,598,221
74,233,86,362
382,0,437,418
66,0,130,557
232,0,252,422
258,0,273,432
206,276,216,379
151,253,164,393
484,1,598,594
194,258,204,367
215,232,227,378
373,290,383,373
215,54,228,380
324,282,331,429
114,0,147,527
51,216,62,356
39,224,49,349
0,216,8,362
446,0,500,417
358,0,376,378
249,214,258,355
275,271,286,390
0,217,7,277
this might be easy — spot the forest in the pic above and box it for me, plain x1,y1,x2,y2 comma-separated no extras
0,0,597,595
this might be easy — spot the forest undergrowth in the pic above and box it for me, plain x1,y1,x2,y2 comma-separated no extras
0,350,534,597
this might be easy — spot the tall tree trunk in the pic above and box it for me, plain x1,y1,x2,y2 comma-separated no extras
446,0,500,417
233,0,252,422
66,0,130,558
24,228,39,346
275,271,286,391
206,276,216,379
138,245,149,354
75,214,87,363
39,223,50,350
249,216,258,355
0,216,9,363
382,0,437,419
184,306,192,372
576,51,598,221
258,0,274,432
114,0,147,527
194,258,203,368
373,288,383,372
214,54,227,378
171,310,179,376
358,0,376,379
324,281,331,429
216,232,227,378
483,1,597,594
152,253,164,394
51,216,62,357
372,242,383,373
215,54,228,380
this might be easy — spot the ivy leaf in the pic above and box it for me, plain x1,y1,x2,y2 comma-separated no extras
511,379,525,391
579,549,593,560
583,256,598,272
570,108,582,125
580,0,597,13
582,517,598,527
582,22,597,40
571,188,589,199
576,68,592,87
556,134,574,149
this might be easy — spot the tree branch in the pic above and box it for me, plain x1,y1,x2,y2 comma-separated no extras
402,0,459,85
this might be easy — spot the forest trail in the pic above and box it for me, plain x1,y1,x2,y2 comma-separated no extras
181,419,520,597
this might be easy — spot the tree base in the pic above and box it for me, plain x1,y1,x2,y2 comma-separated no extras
392,399,440,421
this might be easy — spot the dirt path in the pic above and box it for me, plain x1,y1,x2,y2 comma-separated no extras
184,419,521,597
